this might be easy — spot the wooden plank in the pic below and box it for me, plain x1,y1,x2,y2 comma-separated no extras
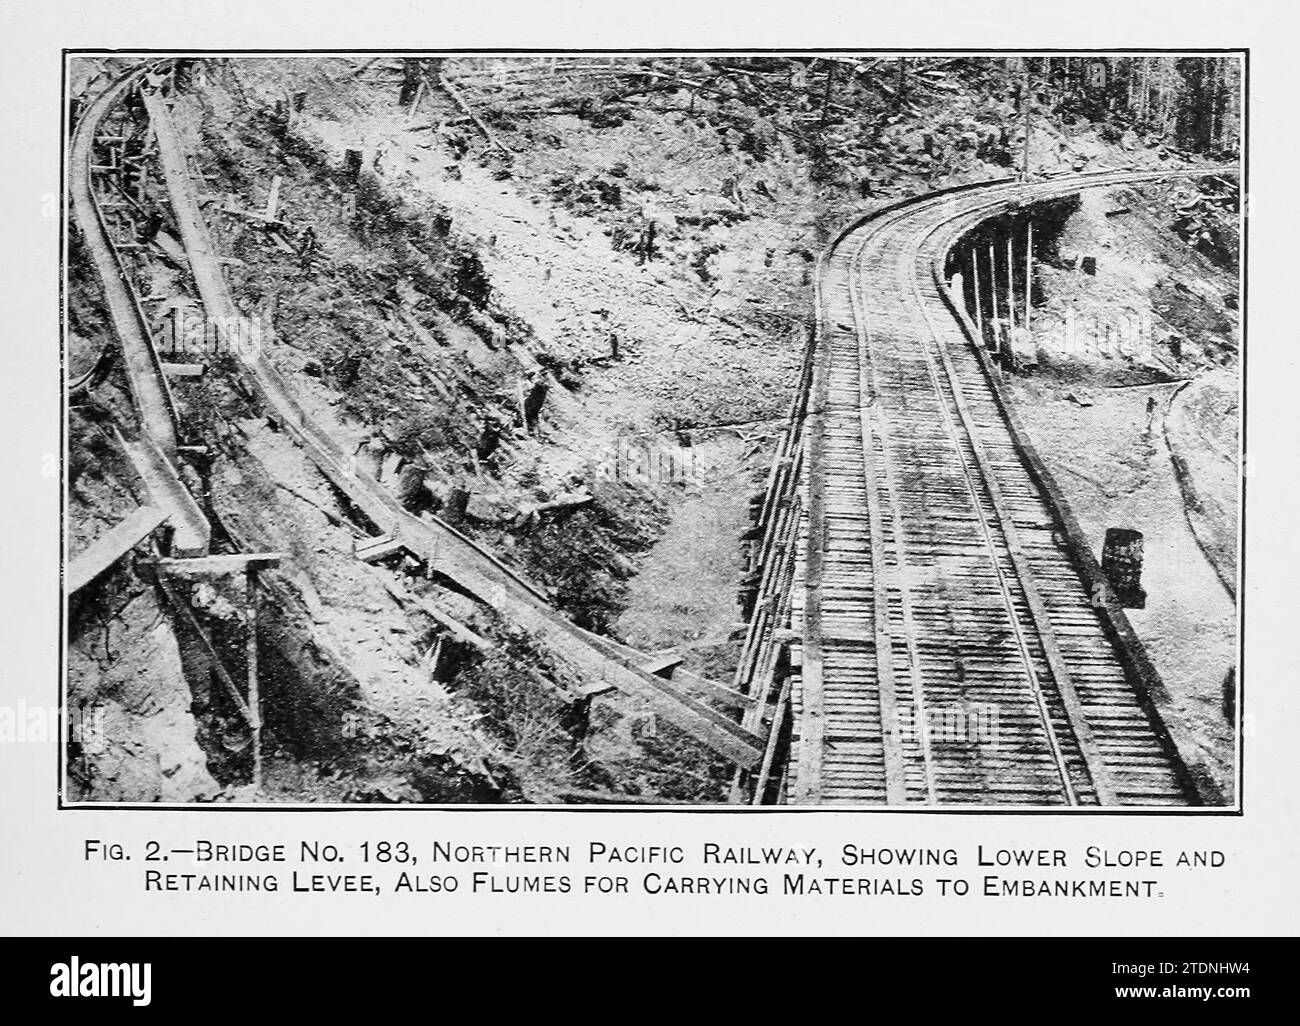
67,507,169,594
162,361,206,378
639,652,685,676
151,230,187,266
675,671,758,710
600,637,757,710
386,584,491,651
118,428,210,557
245,567,263,789
264,175,282,220
355,537,404,563
219,206,286,226
751,677,792,804
155,552,283,576
792,257,832,803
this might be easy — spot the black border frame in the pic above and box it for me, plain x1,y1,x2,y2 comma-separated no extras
57,47,1248,815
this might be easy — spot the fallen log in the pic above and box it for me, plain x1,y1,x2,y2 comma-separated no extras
435,72,512,155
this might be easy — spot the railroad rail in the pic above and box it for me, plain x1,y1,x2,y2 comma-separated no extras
738,167,1237,806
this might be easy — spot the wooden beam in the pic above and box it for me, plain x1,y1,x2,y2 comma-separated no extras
67,507,169,594
264,175,282,221
435,72,512,155
388,585,492,650
246,566,263,789
1025,219,1034,341
603,637,757,710
162,361,206,378
1006,233,1016,333
118,429,210,557
155,552,283,576
640,652,685,677
355,537,404,563
672,668,757,710
219,205,286,226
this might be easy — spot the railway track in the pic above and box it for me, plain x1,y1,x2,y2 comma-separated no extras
71,61,1237,800
746,168,1237,807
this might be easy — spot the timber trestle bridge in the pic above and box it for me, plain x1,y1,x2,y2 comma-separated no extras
732,166,1236,807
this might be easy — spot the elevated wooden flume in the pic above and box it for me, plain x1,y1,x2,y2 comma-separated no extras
735,165,1238,807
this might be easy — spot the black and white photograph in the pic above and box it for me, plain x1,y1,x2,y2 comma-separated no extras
60,50,1243,810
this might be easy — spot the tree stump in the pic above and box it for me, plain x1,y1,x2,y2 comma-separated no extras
344,149,363,183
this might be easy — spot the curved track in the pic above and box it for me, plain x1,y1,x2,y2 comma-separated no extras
784,167,1237,806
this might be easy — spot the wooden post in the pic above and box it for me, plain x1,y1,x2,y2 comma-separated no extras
264,175,282,221
1005,234,1016,370
399,59,423,106
428,635,445,681
1005,234,1016,330
1139,56,1150,124
167,305,181,355
517,378,529,435
988,243,1000,352
406,79,426,118
246,566,263,788
820,59,836,129
971,248,985,346
1025,220,1033,342
1021,58,1032,180
344,149,363,183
